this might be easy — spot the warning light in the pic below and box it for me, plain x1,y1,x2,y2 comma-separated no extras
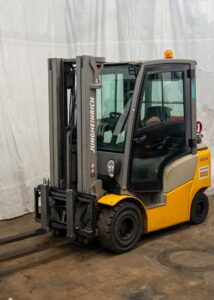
164,49,173,59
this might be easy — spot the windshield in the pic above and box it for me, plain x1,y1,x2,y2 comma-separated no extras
96,64,137,152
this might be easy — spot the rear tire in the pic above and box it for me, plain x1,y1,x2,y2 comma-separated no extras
97,202,143,253
190,192,209,224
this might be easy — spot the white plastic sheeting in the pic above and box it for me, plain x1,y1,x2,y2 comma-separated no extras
0,0,214,220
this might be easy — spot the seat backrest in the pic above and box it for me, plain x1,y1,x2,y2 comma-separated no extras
144,106,171,123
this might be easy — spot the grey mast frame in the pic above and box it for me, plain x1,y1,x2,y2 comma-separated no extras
48,56,104,192
76,56,105,194
48,58,63,187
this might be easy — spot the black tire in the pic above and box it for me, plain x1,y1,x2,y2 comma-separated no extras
190,192,209,225
97,202,143,253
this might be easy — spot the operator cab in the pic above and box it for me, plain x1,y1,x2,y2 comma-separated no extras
96,55,196,196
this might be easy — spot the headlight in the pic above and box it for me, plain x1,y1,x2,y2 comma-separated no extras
107,160,115,177
107,159,121,178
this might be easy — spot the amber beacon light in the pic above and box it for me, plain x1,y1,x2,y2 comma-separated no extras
164,49,173,59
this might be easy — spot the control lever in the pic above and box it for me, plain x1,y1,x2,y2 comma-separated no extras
133,135,147,144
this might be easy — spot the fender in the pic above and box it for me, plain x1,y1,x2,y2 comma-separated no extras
98,193,143,206
97,193,148,230
98,192,147,212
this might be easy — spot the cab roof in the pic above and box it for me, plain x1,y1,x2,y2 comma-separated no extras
104,59,196,66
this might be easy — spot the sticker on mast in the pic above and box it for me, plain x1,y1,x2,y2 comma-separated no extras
89,96,96,153
199,165,209,180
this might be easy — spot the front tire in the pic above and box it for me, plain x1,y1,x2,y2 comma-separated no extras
190,192,209,224
97,202,143,253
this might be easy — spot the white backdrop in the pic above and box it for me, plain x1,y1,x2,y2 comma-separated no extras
0,0,214,220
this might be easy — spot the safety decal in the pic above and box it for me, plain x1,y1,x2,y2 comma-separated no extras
199,165,209,180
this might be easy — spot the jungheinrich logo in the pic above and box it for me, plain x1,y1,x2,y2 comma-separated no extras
89,96,96,153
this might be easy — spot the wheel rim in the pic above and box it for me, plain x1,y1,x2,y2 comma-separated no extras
119,217,135,240
114,210,140,247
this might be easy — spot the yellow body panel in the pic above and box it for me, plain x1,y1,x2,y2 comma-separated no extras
98,193,146,208
146,180,192,232
147,148,211,232
97,148,211,233
190,148,211,203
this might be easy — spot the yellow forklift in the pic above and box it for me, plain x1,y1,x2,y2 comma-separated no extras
1,51,211,253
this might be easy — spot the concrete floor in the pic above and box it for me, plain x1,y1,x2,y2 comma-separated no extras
0,198,214,300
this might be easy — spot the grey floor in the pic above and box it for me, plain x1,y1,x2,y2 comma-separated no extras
0,197,214,300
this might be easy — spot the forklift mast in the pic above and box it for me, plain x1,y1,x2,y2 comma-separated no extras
48,56,105,194
34,56,107,239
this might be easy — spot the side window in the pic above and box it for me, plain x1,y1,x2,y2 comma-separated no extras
140,71,184,128
96,66,136,153
130,70,189,192
96,73,125,119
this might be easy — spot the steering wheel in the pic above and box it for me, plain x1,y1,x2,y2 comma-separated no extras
97,111,121,140
109,112,121,119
